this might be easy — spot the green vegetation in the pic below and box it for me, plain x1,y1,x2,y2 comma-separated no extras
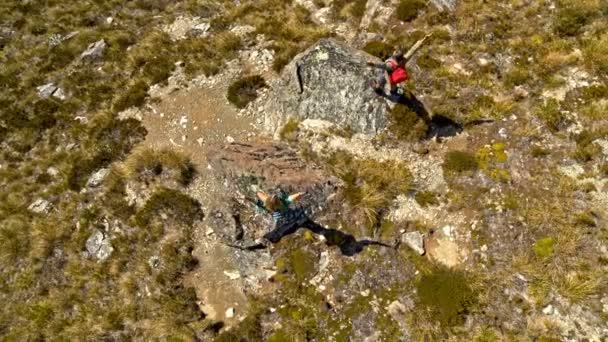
415,191,438,207
535,99,566,132
396,0,426,22
416,267,477,328
553,1,593,37
389,104,429,141
226,75,267,109
328,151,412,228
279,117,300,141
533,237,555,258
443,151,479,174
363,41,394,60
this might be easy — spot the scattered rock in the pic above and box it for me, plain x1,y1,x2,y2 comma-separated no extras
163,16,209,40
85,230,114,261
225,307,235,318
204,207,243,243
542,304,554,315
28,198,52,214
190,22,210,37
37,83,58,98
86,168,109,188
402,231,425,255
148,255,160,268
498,127,508,138
80,39,107,61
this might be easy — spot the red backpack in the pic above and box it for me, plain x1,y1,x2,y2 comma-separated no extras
388,60,408,85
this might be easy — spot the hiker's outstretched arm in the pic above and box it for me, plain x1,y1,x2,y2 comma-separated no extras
288,192,305,203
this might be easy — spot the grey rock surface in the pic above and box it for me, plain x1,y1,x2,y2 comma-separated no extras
86,168,109,188
402,231,425,255
28,198,52,214
85,230,114,261
37,83,58,98
264,38,391,135
81,39,107,61
430,0,458,11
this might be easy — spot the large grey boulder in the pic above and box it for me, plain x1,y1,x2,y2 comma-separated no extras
264,38,391,135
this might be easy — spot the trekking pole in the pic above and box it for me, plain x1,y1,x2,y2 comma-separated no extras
404,33,433,63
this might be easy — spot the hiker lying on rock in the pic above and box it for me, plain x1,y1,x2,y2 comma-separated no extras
238,188,308,244
367,49,408,95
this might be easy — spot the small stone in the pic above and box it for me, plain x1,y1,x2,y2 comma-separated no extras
148,255,160,268
197,137,204,146
47,167,59,177
226,136,235,144
85,229,114,261
361,289,370,297
37,83,58,98
28,198,52,214
52,87,67,100
542,304,554,315
403,231,425,255
80,39,107,61
106,17,114,24
480,244,488,252
225,307,235,318
498,127,508,138
223,270,241,280
478,58,490,67
86,168,109,188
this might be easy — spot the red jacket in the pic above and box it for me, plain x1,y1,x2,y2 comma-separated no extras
388,60,408,85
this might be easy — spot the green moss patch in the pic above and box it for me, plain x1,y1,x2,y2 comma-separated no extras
533,237,555,258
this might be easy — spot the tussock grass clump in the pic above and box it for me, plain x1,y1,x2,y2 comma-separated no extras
329,151,412,226
535,99,567,132
134,187,202,227
553,1,594,37
389,104,429,141
363,41,393,60
443,151,478,174
112,80,149,112
396,0,426,22
279,117,300,141
415,191,438,207
124,146,196,186
332,0,368,22
226,75,266,109
416,267,477,328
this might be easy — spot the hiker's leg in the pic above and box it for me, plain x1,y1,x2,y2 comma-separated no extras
300,219,325,235
263,221,299,243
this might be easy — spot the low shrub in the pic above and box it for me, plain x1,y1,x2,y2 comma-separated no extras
443,151,478,173
535,99,566,132
363,41,393,61
112,80,149,112
134,188,202,227
226,75,266,109
396,0,426,22
553,4,591,37
279,117,300,141
417,267,477,328
415,191,438,207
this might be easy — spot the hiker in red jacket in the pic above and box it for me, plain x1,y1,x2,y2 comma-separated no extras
367,49,408,94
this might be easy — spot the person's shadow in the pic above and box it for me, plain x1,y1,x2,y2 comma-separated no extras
238,208,390,256
378,88,464,139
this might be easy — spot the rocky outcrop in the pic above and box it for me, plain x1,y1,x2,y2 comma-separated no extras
264,39,392,135
430,0,458,11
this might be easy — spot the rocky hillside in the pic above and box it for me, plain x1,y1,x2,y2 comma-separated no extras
1,0,607,341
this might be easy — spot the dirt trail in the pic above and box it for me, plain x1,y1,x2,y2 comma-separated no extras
140,78,259,325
